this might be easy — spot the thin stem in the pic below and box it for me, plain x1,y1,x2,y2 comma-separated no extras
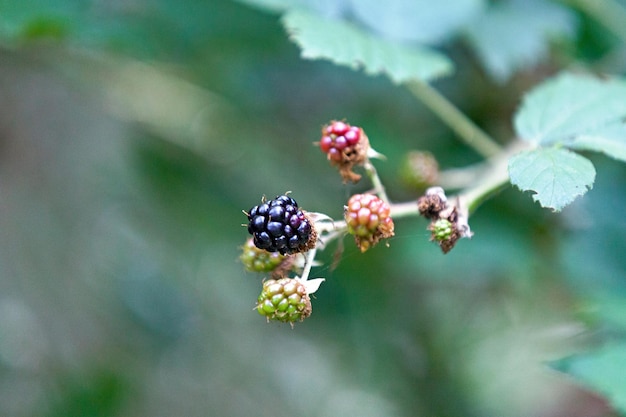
390,201,420,219
315,220,347,250
437,163,487,190
458,168,510,215
456,140,531,214
299,246,317,281
406,80,501,158
363,160,390,204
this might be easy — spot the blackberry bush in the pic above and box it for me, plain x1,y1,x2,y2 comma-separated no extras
245,195,316,255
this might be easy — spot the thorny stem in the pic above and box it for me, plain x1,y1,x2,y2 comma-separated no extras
406,80,501,159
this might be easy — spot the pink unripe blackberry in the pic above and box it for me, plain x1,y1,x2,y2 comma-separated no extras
344,193,394,252
320,121,361,161
318,120,370,182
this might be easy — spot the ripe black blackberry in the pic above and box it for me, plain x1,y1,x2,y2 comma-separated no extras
246,195,316,255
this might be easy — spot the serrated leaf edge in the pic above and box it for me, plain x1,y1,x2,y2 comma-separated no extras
281,9,454,84
508,147,596,212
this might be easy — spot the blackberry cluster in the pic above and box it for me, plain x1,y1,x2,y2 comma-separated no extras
246,195,315,255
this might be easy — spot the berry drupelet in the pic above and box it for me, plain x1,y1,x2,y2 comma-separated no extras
246,195,316,255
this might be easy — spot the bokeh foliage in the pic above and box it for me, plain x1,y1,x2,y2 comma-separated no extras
1,0,625,416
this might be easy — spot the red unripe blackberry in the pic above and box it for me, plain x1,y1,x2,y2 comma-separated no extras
320,121,361,154
246,195,316,255
256,278,312,323
318,120,369,182
344,193,394,252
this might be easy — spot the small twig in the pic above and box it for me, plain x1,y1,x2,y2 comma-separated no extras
299,246,317,281
363,159,389,204
406,80,501,158
389,201,420,219
455,140,532,214
437,163,487,190
314,220,347,251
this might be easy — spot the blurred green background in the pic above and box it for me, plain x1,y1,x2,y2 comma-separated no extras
1,0,625,416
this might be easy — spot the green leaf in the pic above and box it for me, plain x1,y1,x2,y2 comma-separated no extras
281,9,454,84
348,0,485,44
464,0,577,83
551,344,626,415
508,147,595,211
514,72,626,146
567,122,626,163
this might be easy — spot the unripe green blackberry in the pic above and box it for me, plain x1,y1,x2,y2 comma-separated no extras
256,278,312,324
431,219,453,241
240,238,293,276
345,193,395,252
246,195,316,255
318,120,370,183
428,216,460,254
